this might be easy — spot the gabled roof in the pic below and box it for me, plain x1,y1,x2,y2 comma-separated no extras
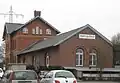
3,16,60,39
15,16,60,34
2,23,24,39
4,23,24,34
18,24,113,55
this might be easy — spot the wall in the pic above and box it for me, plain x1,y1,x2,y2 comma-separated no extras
59,28,113,68
19,46,60,67
10,18,58,63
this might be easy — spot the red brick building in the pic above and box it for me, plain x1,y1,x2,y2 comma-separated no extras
2,11,60,64
18,24,113,69
3,11,113,72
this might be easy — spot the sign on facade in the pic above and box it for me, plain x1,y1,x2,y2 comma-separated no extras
79,34,95,39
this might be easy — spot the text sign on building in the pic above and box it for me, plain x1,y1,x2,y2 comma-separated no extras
79,34,95,39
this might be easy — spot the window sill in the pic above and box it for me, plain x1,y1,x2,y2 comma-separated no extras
89,65,96,67
76,65,83,67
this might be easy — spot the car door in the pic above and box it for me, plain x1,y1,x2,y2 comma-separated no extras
41,72,53,83
45,72,53,83
2,71,11,83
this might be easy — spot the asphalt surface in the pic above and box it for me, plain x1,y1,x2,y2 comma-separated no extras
0,80,119,83
77,81,120,83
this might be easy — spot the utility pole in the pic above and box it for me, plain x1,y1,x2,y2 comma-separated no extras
0,5,24,23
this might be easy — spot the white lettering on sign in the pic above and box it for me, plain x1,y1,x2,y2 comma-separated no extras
79,34,95,39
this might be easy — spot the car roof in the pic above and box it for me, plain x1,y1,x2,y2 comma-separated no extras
50,70,71,73
5,70,36,73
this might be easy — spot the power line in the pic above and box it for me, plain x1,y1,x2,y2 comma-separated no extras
0,5,24,23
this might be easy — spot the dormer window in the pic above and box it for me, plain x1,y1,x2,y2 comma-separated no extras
32,28,35,34
46,29,51,35
22,27,28,34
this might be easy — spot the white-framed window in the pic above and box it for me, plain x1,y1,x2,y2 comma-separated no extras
89,50,97,66
46,55,49,67
36,26,39,34
32,28,35,34
40,29,42,34
76,48,84,66
46,29,51,35
22,27,28,34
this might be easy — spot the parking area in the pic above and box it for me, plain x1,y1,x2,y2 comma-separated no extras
77,81,120,83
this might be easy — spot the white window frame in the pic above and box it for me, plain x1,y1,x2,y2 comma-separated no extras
40,29,42,34
46,29,51,35
22,27,28,34
46,56,49,67
36,26,39,34
76,49,83,66
32,28,35,34
89,53,97,66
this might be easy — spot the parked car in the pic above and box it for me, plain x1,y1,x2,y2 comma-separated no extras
1,70,39,83
40,70,77,83
39,70,49,79
0,68,4,79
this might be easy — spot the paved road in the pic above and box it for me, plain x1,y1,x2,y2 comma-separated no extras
78,81,120,83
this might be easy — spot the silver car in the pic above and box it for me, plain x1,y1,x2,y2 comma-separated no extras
40,70,77,83
2,70,39,83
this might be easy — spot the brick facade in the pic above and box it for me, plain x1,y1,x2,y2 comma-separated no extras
3,16,59,64
19,26,113,68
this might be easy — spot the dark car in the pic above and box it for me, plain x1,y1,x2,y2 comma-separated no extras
1,70,39,83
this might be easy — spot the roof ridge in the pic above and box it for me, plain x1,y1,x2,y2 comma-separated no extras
57,27,81,36
87,25,113,46
12,16,60,34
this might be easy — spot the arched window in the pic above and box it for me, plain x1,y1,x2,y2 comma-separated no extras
44,52,50,67
46,29,51,35
76,48,84,66
40,29,42,34
22,27,28,34
46,55,50,67
32,28,35,34
89,49,97,66
36,26,39,34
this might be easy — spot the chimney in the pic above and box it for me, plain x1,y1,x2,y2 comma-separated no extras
34,10,41,17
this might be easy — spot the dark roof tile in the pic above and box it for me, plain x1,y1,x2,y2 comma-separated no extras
5,23,24,34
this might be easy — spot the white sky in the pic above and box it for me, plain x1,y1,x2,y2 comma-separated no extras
0,0,120,43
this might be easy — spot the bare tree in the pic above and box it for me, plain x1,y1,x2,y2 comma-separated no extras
111,33,120,44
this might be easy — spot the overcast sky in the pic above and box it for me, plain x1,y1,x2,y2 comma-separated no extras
0,0,120,43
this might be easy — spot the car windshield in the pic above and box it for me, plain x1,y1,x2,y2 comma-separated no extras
13,71,37,80
55,71,75,78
